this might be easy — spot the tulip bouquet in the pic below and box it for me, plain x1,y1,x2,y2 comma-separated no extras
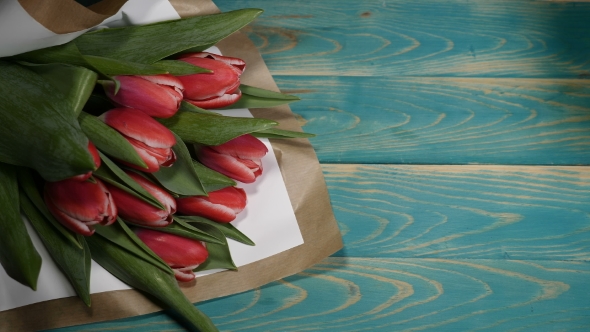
0,7,310,332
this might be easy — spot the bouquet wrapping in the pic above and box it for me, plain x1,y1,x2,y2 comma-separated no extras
0,0,342,330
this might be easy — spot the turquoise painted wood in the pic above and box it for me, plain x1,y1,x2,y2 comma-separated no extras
323,164,590,260
50,0,590,331
276,76,590,164
54,257,590,331
222,0,590,78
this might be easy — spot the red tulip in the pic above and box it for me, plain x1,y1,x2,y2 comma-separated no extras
106,171,176,227
177,187,247,223
134,228,208,282
177,52,245,109
101,107,176,173
197,134,268,183
102,74,184,118
69,141,101,182
44,178,117,236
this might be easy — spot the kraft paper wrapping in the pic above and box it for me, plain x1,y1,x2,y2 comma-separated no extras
0,0,343,330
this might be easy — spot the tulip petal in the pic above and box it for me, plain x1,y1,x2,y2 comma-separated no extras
107,184,172,227
139,74,184,92
177,57,241,100
107,172,176,227
185,89,242,109
198,147,256,183
211,134,268,160
124,140,162,173
44,178,117,236
106,75,182,118
46,179,115,225
128,172,177,215
134,229,208,282
174,268,196,282
177,186,247,222
178,52,246,73
102,108,176,149
177,197,237,223
69,141,101,181
45,196,94,236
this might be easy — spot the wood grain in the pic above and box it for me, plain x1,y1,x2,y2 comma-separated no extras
322,164,590,260
276,76,590,164
216,0,590,78
54,257,590,331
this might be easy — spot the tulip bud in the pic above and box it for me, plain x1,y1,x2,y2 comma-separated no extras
197,134,268,184
177,186,247,223
177,52,246,109
102,74,184,118
134,228,208,282
106,171,176,227
44,178,117,236
101,107,177,173
69,141,101,182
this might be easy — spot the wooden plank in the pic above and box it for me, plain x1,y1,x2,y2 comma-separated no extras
54,257,590,331
323,164,590,260
215,0,590,78
275,76,590,164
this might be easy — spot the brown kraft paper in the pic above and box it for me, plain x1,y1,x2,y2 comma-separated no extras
0,0,343,330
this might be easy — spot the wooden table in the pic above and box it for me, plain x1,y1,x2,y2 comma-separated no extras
55,1,590,330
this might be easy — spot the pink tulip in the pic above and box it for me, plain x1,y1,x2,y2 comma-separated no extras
102,74,184,118
101,107,176,173
106,171,176,227
134,228,208,282
177,52,246,109
44,178,117,236
69,141,101,182
197,134,268,183
177,187,247,223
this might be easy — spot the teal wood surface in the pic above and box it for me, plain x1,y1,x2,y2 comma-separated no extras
54,257,590,331
233,0,590,78
324,165,590,260
50,0,590,331
276,77,590,164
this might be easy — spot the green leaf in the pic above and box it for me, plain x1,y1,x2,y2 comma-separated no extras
152,132,206,196
23,63,97,117
251,128,316,139
179,100,220,115
0,61,95,181
152,60,211,75
152,133,206,196
178,215,255,246
190,222,236,271
0,163,41,290
158,110,277,146
79,112,147,169
12,41,173,77
82,55,168,76
94,152,165,210
192,160,236,192
86,234,219,332
11,41,88,68
19,192,91,305
16,168,82,248
136,217,223,245
75,9,263,64
221,84,300,109
94,219,173,275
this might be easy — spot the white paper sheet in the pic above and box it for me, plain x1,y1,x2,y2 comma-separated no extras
0,0,303,312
